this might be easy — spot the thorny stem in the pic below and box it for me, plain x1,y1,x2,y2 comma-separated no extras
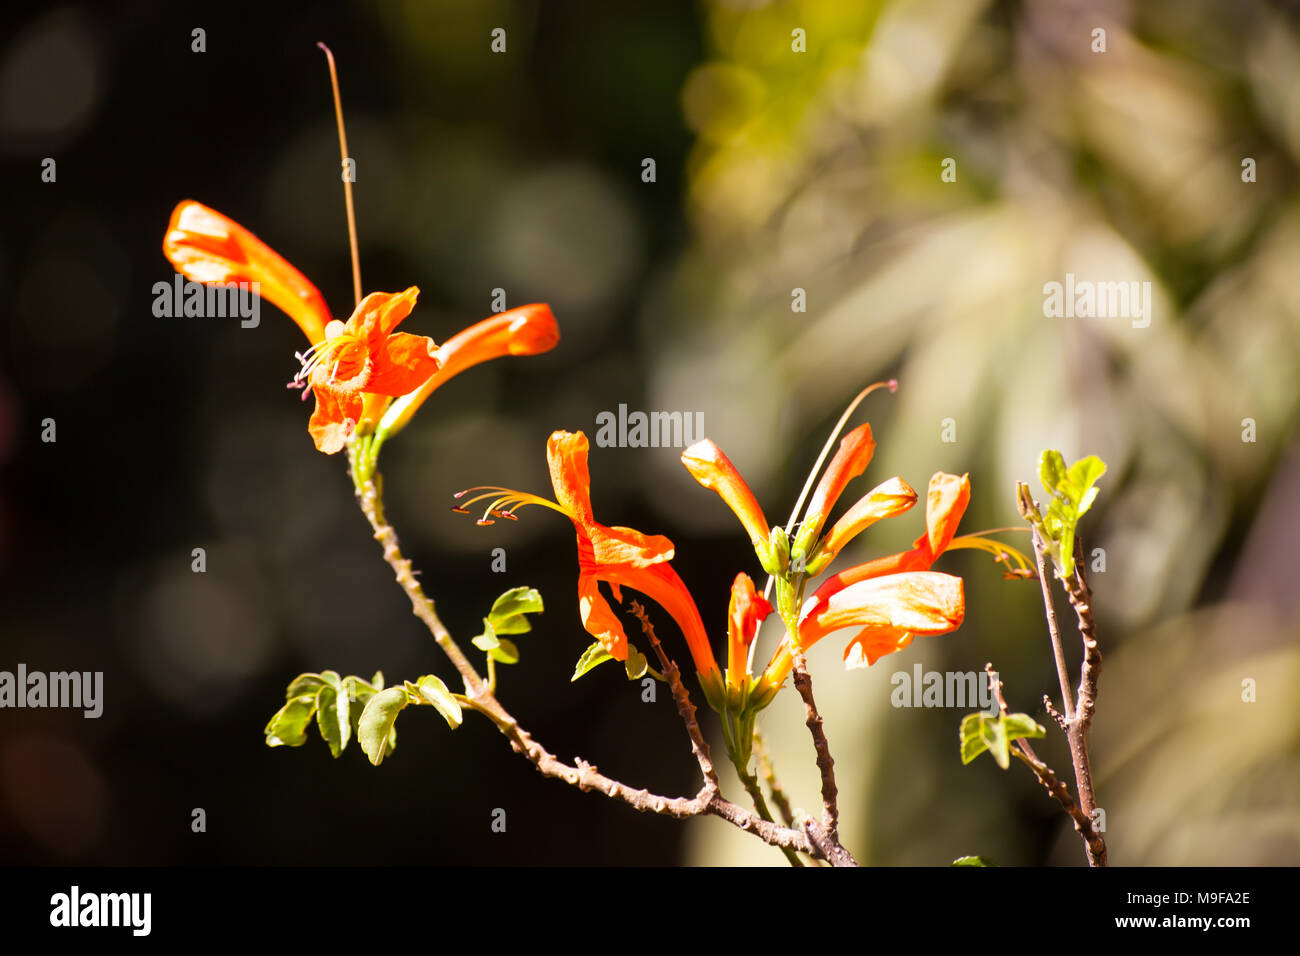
351,456,844,862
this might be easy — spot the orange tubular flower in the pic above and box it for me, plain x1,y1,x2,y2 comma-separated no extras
681,439,773,554
761,570,965,690
380,305,560,438
163,200,332,345
456,431,721,691
726,573,773,695
293,288,441,454
794,423,878,551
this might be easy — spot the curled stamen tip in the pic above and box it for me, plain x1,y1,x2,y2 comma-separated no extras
498,511,518,521
450,506,470,514
475,518,495,526
453,490,466,499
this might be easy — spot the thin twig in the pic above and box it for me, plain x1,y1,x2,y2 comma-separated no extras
752,727,796,828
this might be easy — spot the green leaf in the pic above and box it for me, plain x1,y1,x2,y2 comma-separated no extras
624,642,649,680
319,670,341,688
370,671,385,691
490,637,520,665
315,683,351,757
1038,450,1068,495
285,673,328,700
1002,713,1047,741
472,619,500,652
1066,455,1107,505
486,587,544,635
952,855,995,866
265,695,319,748
960,712,1045,769
414,674,463,729
358,687,408,766
572,641,614,681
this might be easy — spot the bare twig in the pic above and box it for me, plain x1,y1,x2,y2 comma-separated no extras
752,727,796,829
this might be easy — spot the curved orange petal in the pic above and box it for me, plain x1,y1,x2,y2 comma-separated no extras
842,626,916,669
368,332,441,396
586,523,675,569
308,386,363,455
727,572,772,684
163,201,332,344
578,573,630,661
800,423,876,541
547,430,595,523
383,304,560,434
798,570,965,648
925,472,971,556
681,439,771,548
815,476,917,566
346,287,419,343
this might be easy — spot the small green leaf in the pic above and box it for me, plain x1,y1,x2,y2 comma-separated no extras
319,670,341,688
370,671,385,691
472,619,500,652
285,673,328,700
490,637,520,665
415,674,463,729
1038,450,1068,495
358,687,408,766
487,586,544,635
952,855,995,866
1002,713,1046,741
265,695,319,748
624,642,649,680
572,641,614,681
1066,456,1106,505
315,684,351,757
960,712,1044,769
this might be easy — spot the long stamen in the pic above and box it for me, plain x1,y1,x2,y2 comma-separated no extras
318,42,361,308
946,534,1036,578
761,378,897,607
450,487,572,524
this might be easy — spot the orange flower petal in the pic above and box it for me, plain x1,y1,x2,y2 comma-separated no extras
384,304,560,434
727,572,772,683
798,570,965,648
367,332,441,396
925,472,971,557
307,386,362,455
815,476,917,566
547,430,595,523
619,562,718,682
586,523,675,569
842,626,916,669
163,201,332,344
800,423,876,541
346,287,419,343
681,439,771,548
578,573,630,661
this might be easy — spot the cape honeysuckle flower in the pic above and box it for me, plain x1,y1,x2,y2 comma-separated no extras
163,200,560,454
164,200,333,344
378,304,560,438
454,430,723,701
681,424,918,577
680,439,775,562
726,572,773,697
759,570,966,690
291,287,441,454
